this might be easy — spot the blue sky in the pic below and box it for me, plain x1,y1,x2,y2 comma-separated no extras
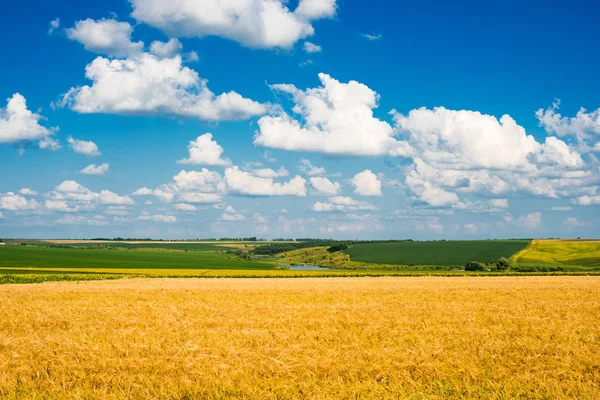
1,0,599,239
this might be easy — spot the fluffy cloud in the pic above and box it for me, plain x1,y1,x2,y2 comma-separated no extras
310,176,341,196
178,192,223,204
138,213,177,223
312,196,376,212
303,42,322,53
80,163,109,175
58,53,267,121
152,169,225,203
351,170,382,196
489,199,509,209
47,181,134,212
0,93,59,150
295,0,337,19
219,206,245,221
536,100,600,144
66,19,143,58
98,190,134,205
297,158,325,176
150,38,182,58
225,166,306,196
178,133,232,166
45,199,93,213
19,188,38,196
130,0,337,49
133,187,153,196
0,211,4,219
0,193,41,211
67,137,100,156
255,73,412,157
247,167,289,179
393,106,593,206
149,39,199,63
174,203,197,212
572,194,600,206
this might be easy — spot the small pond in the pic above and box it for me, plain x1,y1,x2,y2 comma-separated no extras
289,265,331,271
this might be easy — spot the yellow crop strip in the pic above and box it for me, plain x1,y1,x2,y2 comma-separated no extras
1,276,599,399
512,240,600,269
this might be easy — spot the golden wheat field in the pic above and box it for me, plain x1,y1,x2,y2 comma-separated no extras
1,277,599,399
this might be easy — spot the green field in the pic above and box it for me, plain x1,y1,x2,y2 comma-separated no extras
3,239,600,286
58,242,239,251
343,240,531,266
0,246,274,270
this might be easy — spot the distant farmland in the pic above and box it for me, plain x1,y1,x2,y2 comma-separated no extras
0,246,274,270
512,240,600,270
343,240,530,266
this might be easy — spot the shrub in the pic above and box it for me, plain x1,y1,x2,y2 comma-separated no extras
465,261,484,271
327,244,349,253
496,257,510,271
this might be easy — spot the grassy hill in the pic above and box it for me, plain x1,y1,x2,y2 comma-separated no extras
511,240,600,270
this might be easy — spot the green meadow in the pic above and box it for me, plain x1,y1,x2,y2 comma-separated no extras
343,240,531,266
0,245,274,270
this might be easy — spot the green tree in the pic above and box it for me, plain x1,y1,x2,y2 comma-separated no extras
465,261,484,271
496,257,509,271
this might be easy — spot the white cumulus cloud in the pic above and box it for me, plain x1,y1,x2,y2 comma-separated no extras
225,166,306,196
351,170,382,196
174,203,197,212
312,196,376,212
68,137,100,156
297,158,325,176
310,176,341,196
58,53,267,121
247,166,289,179
19,188,38,196
536,100,600,144
80,163,109,175
66,18,144,58
255,73,412,157
0,93,59,150
0,192,42,211
303,41,322,53
219,206,246,221
178,133,232,166
152,169,226,204
393,106,592,207
150,38,182,58
133,187,153,196
572,194,600,206
130,0,337,49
